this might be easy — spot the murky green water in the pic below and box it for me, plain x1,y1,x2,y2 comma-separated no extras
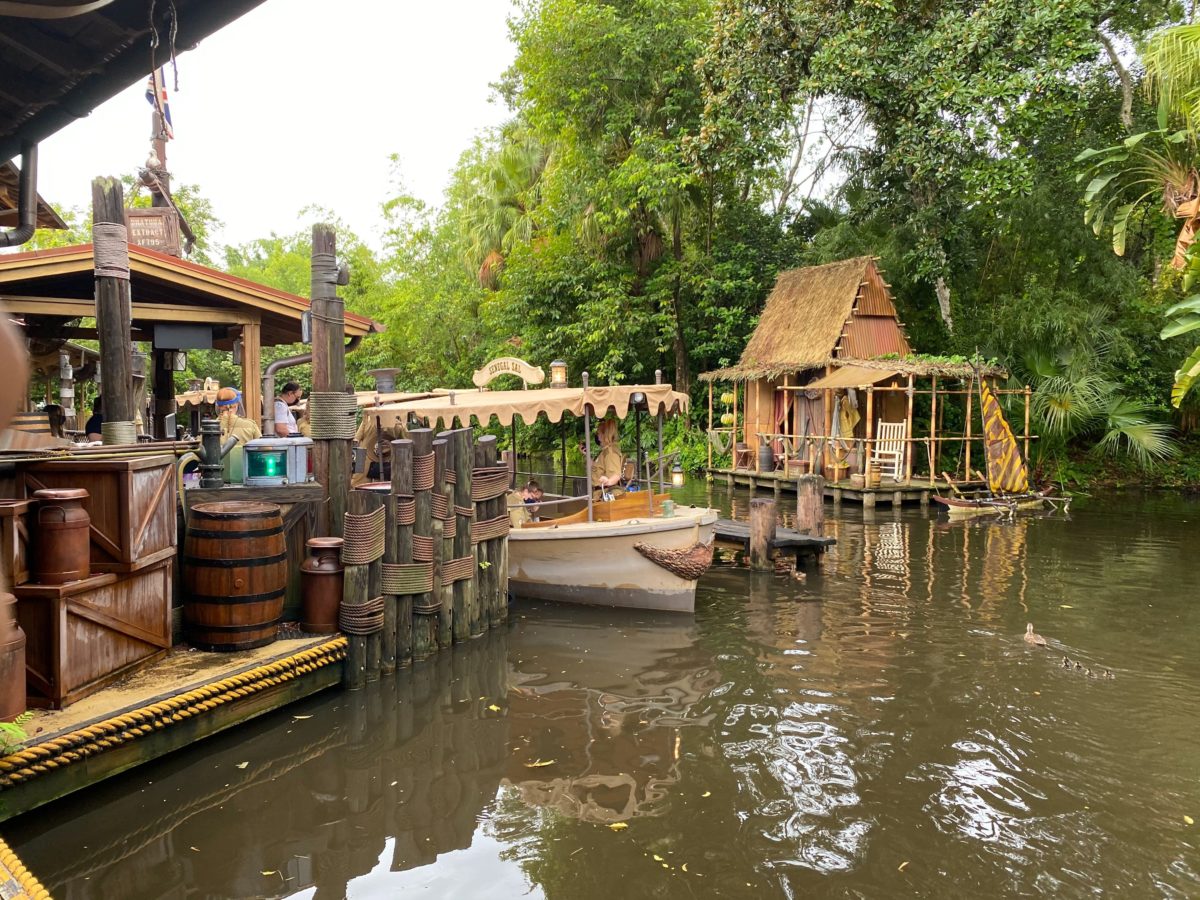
7,489,1200,898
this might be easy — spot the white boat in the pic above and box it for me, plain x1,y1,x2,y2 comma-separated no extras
509,502,717,613
370,369,718,613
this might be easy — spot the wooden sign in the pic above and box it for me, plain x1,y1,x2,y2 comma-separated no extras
125,207,182,257
471,357,545,389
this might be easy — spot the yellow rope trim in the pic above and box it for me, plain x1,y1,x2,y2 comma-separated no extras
0,638,348,790
0,835,53,899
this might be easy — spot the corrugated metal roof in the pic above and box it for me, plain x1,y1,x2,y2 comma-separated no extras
855,265,898,317
840,315,910,359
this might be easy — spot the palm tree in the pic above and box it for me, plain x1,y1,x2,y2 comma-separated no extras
460,136,549,288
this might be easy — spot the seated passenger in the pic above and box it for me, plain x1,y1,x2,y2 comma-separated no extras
520,479,544,521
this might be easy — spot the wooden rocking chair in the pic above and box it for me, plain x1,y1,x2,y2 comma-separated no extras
870,421,906,481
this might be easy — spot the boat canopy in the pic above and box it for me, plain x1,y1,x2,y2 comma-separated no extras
370,384,689,429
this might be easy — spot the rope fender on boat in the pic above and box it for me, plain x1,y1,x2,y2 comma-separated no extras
0,638,348,789
0,836,52,900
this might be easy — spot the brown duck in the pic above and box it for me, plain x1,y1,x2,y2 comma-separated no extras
1024,623,1047,647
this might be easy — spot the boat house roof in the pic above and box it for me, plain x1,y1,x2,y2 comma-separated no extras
0,243,383,347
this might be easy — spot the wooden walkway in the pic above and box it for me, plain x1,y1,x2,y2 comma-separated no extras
706,468,985,508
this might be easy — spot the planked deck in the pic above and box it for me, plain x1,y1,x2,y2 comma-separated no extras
706,468,984,508
713,518,834,575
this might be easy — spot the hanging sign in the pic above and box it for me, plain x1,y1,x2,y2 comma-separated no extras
471,357,545,389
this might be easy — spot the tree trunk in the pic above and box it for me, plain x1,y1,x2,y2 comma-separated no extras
934,275,954,334
670,216,690,393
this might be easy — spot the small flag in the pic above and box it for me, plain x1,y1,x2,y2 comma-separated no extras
145,67,174,140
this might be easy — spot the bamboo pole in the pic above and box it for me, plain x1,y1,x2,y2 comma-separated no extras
391,438,414,669
433,438,453,648
904,374,915,483
929,375,938,479
964,377,974,479
707,382,713,468
864,385,875,476
732,382,739,452
1023,385,1032,464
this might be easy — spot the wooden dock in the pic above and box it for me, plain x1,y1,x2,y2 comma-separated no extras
707,468,984,508
713,518,834,574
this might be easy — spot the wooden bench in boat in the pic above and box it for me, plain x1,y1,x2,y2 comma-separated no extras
519,492,670,528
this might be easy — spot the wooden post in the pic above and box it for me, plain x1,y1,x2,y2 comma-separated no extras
964,375,973,480
796,475,825,536
151,348,175,439
342,490,371,690
433,438,454,648
387,438,413,672
749,498,776,572
929,375,938,480
822,378,834,475
365,488,383,683
476,435,504,629
449,428,480,637
732,383,738,452
1023,384,1032,464
411,428,437,658
240,322,262,434
864,385,875,477
904,374,915,483
91,177,134,429
311,224,348,537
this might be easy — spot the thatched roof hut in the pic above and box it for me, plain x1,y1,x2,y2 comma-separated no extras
702,257,910,382
700,256,1026,490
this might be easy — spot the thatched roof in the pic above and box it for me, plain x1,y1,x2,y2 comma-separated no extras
700,256,910,382
831,357,1007,379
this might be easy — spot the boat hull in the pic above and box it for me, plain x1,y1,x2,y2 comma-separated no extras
933,494,1045,519
508,506,717,613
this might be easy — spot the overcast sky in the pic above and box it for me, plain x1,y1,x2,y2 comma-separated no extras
36,0,519,250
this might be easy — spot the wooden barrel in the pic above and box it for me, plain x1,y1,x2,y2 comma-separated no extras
8,411,51,436
184,501,287,651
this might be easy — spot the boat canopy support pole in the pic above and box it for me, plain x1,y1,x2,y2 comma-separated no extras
583,371,594,522
655,368,664,492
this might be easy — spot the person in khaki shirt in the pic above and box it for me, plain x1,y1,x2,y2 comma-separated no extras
351,412,408,487
591,418,625,497
216,388,261,445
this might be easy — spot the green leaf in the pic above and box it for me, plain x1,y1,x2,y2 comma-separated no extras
1161,313,1200,339
1163,295,1200,317
1172,345,1200,407
1123,132,1152,148
1083,174,1119,204
1112,202,1135,255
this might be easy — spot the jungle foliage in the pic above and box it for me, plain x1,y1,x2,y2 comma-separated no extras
36,1,1200,477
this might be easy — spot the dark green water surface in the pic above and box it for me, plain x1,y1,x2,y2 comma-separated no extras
7,489,1199,898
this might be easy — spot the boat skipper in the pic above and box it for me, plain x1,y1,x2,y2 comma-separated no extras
351,411,408,487
591,418,625,497
216,387,262,445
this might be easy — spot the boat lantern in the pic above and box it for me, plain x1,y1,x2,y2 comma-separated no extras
550,360,568,389
671,461,685,488
243,437,314,487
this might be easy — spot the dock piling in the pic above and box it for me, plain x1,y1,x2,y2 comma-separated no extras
750,498,777,571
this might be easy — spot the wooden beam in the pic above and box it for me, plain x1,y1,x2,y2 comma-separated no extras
904,374,915,482
1,295,254,325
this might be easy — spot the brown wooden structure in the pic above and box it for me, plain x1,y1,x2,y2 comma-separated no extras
0,243,381,436
701,257,1032,500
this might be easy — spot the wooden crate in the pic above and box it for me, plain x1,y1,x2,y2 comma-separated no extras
0,498,30,585
18,455,177,573
15,560,173,708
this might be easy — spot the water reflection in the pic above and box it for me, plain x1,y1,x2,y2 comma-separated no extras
6,492,1200,898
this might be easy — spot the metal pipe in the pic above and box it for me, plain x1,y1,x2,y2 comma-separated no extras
0,142,38,248
262,335,362,433
582,371,593,523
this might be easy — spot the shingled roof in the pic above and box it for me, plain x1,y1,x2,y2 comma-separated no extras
700,256,911,382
